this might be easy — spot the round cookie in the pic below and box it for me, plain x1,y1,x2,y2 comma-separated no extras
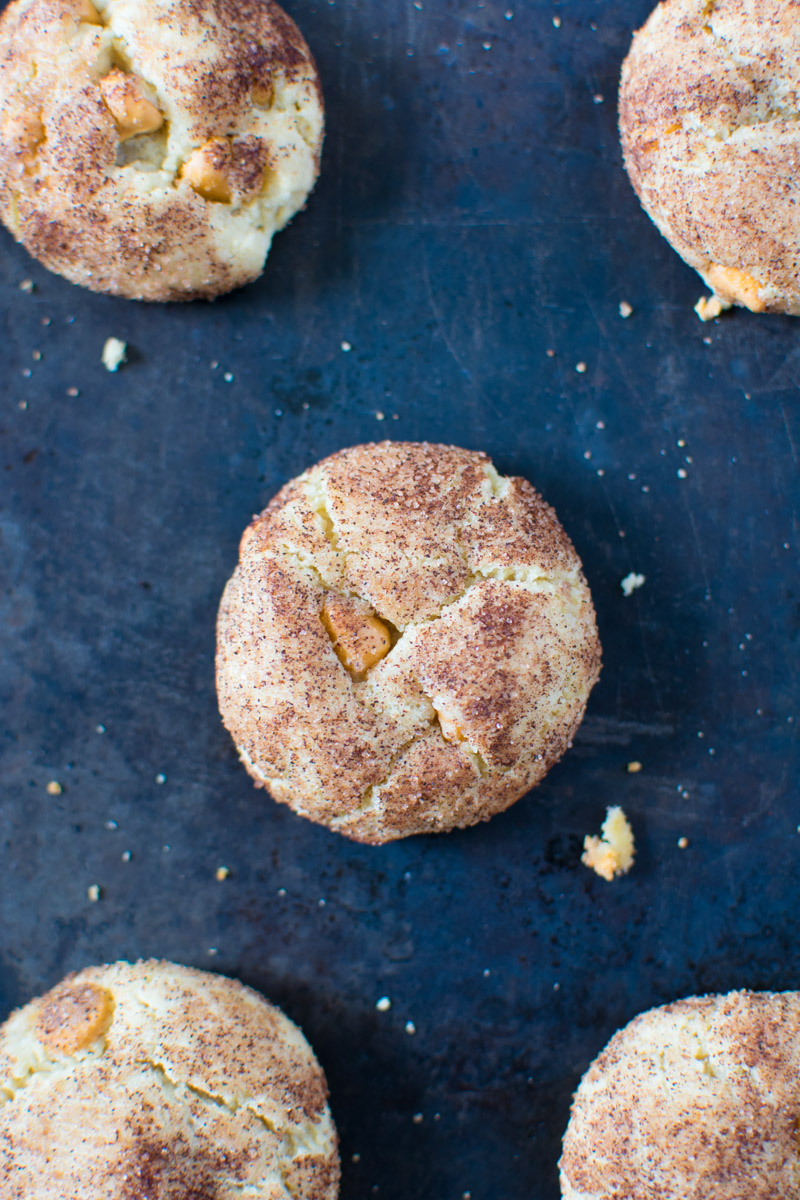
560,990,800,1200
0,0,324,300
216,441,601,844
0,959,340,1199
619,0,800,314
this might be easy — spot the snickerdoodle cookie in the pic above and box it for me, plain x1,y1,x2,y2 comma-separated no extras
216,441,601,844
0,959,339,1199
560,990,800,1200
620,0,800,314
0,0,323,300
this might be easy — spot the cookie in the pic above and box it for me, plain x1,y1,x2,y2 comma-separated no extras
0,959,340,1199
619,0,800,314
216,441,601,844
560,990,800,1199
0,0,323,300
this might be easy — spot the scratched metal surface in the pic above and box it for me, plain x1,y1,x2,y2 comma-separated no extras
1,0,799,1197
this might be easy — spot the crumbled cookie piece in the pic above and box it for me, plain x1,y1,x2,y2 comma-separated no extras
101,337,127,372
582,806,635,881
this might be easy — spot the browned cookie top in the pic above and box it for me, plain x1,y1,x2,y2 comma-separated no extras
216,441,601,844
0,959,340,1199
620,0,800,314
0,0,323,300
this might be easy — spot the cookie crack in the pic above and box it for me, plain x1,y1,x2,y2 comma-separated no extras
0,1057,69,1105
144,1058,327,1162
0,1039,108,1106
346,726,436,821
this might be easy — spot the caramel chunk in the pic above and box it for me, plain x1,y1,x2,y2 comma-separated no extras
434,708,465,744
78,0,103,22
181,139,233,203
100,69,163,141
706,263,766,312
252,83,274,107
321,594,391,679
37,982,114,1054
2,109,45,172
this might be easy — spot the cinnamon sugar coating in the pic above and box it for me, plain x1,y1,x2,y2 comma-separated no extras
0,960,340,1199
216,441,601,844
560,990,800,1199
620,0,800,314
0,0,323,300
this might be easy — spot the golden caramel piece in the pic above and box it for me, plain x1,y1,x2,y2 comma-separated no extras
1,108,44,171
36,982,113,1054
252,82,274,107
435,708,465,744
180,139,233,203
321,594,391,679
706,264,766,313
99,69,163,141
78,0,103,23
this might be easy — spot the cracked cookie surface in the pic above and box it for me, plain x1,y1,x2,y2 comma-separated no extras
0,0,323,300
620,0,800,314
0,959,340,1199
560,990,800,1200
216,441,601,844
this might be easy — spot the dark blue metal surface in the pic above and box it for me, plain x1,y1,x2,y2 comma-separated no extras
2,1,799,1197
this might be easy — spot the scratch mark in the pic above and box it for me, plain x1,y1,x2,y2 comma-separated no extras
421,238,476,386
780,401,798,466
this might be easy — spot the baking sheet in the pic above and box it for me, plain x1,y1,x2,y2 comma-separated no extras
2,1,799,1197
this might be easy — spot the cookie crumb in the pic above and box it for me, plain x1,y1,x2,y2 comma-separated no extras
695,294,731,321
678,836,689,849
627,761,642,774
621,571,645,597
619,300,633,318
405,1020,416,1035
87,884,101,902
46,780,62,795
121,850,132,862
575,361,587,373
552,14,561,26
101,337,127,372
19,279,34,293
215,866,230,881
155,772,166,784
66,387,80,397
412,1113,424,1124
340,340,352,352
375,996,391,1012
582,807,635,881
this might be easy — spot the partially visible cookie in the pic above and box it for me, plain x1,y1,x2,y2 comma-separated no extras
560,989,800,1199
620,0,800,314
216,441,601,844
0,0,324,300
0,960,340,1199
